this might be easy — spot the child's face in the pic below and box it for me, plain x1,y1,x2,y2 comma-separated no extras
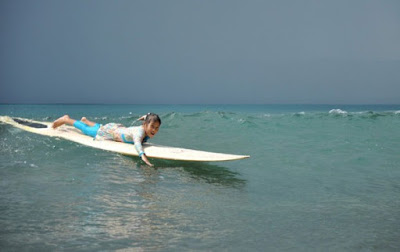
144,121,160,138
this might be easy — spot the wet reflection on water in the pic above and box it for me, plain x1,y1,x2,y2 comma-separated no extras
151,159,247,188
69,155,248,250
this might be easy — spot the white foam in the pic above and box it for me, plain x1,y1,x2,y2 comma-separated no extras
94,116,108,120
395,111,400,114
329,109,347,114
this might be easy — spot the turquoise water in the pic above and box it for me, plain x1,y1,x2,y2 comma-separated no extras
1,104,399,251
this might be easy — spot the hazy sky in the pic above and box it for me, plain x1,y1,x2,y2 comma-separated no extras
1,0,399,104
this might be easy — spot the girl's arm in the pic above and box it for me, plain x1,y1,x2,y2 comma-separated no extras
134,132,153,167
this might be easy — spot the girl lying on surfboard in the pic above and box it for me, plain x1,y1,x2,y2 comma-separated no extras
52,113,161,167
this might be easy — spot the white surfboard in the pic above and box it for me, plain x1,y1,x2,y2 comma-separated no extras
0,116,250,162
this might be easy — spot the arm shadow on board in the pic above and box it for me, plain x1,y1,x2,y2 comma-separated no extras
134,157,247,189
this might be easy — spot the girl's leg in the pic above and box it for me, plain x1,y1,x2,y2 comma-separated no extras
80,117,97,127
53,115,100,137
52,115,76,129
74,120,100,137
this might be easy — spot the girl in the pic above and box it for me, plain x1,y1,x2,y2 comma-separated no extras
52,113,161,167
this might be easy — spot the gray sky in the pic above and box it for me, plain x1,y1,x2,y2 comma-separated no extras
1,0,399,104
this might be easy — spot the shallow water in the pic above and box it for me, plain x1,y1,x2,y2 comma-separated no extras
1,104,400,251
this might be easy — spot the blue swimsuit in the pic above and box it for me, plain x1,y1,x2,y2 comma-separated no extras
73,121,100,138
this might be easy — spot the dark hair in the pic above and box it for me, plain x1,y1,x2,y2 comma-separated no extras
145,113,161,125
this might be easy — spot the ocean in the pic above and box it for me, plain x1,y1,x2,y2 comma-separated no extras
0,104,399,251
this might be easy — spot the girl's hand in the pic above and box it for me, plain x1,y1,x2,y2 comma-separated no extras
141,154,154,167
138,115,147,121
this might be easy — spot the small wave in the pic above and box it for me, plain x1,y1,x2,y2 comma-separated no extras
293,111,306,116
120,115,139,120
395,111,400,115
93,116,108,121
217,111,237,119
163,112,178,118
237,118,258,128
329,109,347,114
182,112,202,118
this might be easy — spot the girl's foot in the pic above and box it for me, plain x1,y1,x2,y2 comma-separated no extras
81,117,89,124
80,117,96,127
52,115,70,129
